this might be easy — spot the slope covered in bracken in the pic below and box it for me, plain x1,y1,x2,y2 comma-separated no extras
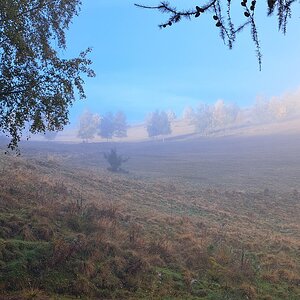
0,153,299,299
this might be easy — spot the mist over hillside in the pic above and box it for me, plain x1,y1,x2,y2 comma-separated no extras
27,87,300,144
1,1,300,299
2,95,300,299
1,130,300,299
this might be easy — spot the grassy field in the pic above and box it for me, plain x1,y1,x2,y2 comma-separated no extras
0,133,299,299
20,133,300,191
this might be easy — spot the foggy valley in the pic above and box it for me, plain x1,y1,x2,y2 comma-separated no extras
1,1,300,299
1,118,299,299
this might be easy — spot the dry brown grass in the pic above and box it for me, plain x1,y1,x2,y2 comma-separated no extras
0,150,299,299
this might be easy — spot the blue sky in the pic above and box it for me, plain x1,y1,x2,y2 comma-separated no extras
64,1,300,124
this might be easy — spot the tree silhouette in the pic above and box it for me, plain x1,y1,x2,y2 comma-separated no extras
186,101,240,134
104,148,129,172
99,113,114,140
193,103,213,134
113,111,128,138
212,100,239,128
146,110,171,138
0,0,95,150
98,111,128,140
135,1,298,70
182,106,196,124
77,111,100,142
159,111,172,136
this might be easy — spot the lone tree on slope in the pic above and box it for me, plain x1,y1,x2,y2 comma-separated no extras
104,148,129,172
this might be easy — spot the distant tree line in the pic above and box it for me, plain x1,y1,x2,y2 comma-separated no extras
77,109,176,142
251,92,300,123
183,100,240,135
182,91,300,135
76,90,300,142
77,111,127,142
146,110,172,139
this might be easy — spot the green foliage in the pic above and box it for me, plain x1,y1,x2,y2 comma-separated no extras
0,239,51,290
0,0,95,150
104,148,129,172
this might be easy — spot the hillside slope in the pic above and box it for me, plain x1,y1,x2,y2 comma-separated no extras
0,153,299,299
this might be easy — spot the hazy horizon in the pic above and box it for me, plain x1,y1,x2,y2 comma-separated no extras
62,1,300,125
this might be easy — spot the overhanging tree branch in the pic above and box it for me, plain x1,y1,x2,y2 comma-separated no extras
135,0,297,70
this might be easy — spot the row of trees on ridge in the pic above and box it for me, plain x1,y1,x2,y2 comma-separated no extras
77,109,175,142
183,92,300,135
77,111,128,142
76,91,300,142
183,100,240,134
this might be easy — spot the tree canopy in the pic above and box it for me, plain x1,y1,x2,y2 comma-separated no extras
146,110,171,138
77,110,100,142
113,111,128,138
98,111,128,140
99,112,115,140
135,1,298,70
104,148,129,172
0,0,95,150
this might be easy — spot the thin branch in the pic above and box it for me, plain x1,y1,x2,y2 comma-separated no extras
135,1,265,69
